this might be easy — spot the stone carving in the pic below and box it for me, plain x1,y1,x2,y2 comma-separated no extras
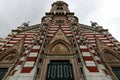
68,17,77,23
17,21,30,31
4,53,16,61
21,21,30,28
90,21,98,27
90,21,103,31
50,43,69,54
43,17,52,22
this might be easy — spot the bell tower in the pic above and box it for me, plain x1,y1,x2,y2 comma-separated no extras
50,1,70,14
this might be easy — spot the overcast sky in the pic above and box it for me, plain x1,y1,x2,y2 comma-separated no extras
0,0,120,41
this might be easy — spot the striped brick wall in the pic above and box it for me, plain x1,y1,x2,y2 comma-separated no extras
72,27,112,80
6,26,47,80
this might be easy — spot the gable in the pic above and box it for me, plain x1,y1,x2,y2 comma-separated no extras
50,29,70,44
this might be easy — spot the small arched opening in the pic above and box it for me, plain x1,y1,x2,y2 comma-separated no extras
103,50,120,80
0,50,18,80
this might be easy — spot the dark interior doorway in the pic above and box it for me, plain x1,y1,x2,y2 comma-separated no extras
112,67,120,80
46,60,74,80
0,68,8,80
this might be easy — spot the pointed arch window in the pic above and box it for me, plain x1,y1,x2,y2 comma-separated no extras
104,51,120,80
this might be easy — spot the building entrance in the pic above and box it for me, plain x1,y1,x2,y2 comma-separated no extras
46,60,74,80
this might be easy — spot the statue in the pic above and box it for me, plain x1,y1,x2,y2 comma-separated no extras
90,21,98,27
16,21,30,31
21,21,30,28
90,21,104,31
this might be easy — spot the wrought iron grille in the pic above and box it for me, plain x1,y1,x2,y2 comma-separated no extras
46,60,74,80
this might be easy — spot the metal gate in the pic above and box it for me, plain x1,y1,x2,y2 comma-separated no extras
46,60,74,80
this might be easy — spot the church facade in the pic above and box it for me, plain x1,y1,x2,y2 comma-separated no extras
0,1,120,80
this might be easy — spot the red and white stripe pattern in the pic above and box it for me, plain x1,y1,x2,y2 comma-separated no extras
0,34,14,54
79,45,99,72
88,44,111,78
75,28,112,79
95,34,120,53
9,43,41,80
20,45,40,73
8,27,45,80
9,44,33,80
62,26,72,37
48,25,72,38
106,33,120,52
74,29,99,72
48,25,58,37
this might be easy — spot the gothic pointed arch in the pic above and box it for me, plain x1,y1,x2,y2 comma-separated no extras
45,28,75,54
96,38,120,80
50,42,69,54
49,29,71,44
0,39,24,63
0,39,24,80
45,40,75,54
0,49,18,62
96,38,120,61
102,49,120,80
102,49,120,62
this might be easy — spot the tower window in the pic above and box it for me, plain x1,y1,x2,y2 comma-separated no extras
112,67,120,79
57,7,63,10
